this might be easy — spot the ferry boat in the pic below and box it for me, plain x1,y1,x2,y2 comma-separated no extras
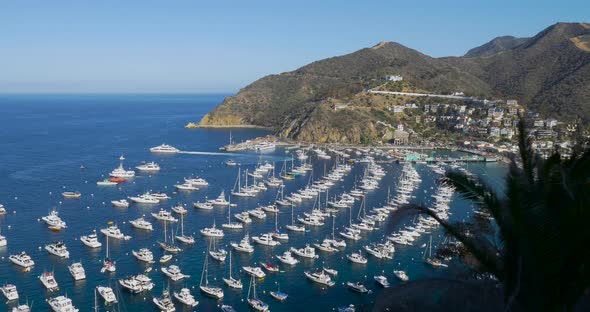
45,241,70,258
97,286,117,304
174,288,198,307
276,251,299,265
111,199,130,207
9,252,35,269
48,295,78,312
150,144,180,153
39,271,59,291
304,269,335,286
132,248,154,263
61,191,81,199
80,230,102,248
1,284,19,301
68,262,86,280
135,161,160,171
153,288,176,312
130,216,153,231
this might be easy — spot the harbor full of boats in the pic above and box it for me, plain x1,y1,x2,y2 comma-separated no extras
0,138,504,311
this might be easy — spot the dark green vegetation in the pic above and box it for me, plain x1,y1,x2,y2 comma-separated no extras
200,22,590,143
403,120,590,311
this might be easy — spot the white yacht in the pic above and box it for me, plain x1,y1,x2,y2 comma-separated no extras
151,208,178,222
111,199,130,208
150,144,180,153
234,211,252,224
176,182,199,191
45,241,70,258
68,262,86,280
151,192,170,200
48,295,79,312
231,234,255,253
248,207,267,219
290,245,318,259
39,271,59,291
132,248,154,263
80,230,102,248
208,191,230,206
242,266,266,279
9,252,35,269
393,270,409,282
171,204,188,214
304,270,335,286
252,233,280,246
194,201,214,210
347,252,368,264
0,204,6,215
130,216,153,231
276,251,299,265
185,177,209,186
110,156,135,178
96,179,118,186
101,224,131,240
128,193,160,204
374,275,390,287
174,287,198,307
0,234,6,247
97,286,117,304
135,161,160,172
11,304,31,312
1,284,19,301
161,265,190,281
200,222,224,237
42,210,67,229
119,274,154,293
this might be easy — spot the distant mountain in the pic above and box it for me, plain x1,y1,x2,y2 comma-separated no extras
199,22,590,143
464,36,528,58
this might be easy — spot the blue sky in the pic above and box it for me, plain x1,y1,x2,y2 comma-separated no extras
0,0,587,93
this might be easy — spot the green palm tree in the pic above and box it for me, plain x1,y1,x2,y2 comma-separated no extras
415,120,590,311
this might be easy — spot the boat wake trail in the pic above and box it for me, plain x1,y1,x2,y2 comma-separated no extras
178,151,241,156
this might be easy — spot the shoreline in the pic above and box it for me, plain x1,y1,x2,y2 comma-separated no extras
187,123,273,130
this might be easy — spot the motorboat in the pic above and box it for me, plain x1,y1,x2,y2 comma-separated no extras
209,247,228,262
304,269,335,286
130,216,153,231
208,191,230,206
42,210,67,229
45,241,70,258
110,157,135,178
97,285,117,304
128,193,159,204
132,248,154,263
225,160,238,166
111,199,130,208
185,177,209,186
150,144,180,153
97,179,117,186
136,161,160,171
80,230,102,248
234,212,252,224
9,252,35,269
160,254,173,263
260,261,279,272
200,222,224,237
252,233,280,246
39,271,59,291
374,275,390,287
242,266,266,278
174,287,198,307
231,234,255,253
162,265,190,281
290,245,318,259
100,224,131,240
68,262,86,280
62,191,81,199
171,204,188,214
1,284,19,301
194,201,214,210
151,192,170,200
347,252,368,264
47,295,79,312
276,251,299,265
248,207,267,219
176,182,199,191
393,270,409,282
314,239,339,253
108,177,126,183
0,234,7,247
119,274,154,293
11,304,31,312
323,267,338,276
151,209,178,222
347,281,370,293
270,289,288,301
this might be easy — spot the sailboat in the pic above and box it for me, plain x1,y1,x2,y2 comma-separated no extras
247,275,269,311
175,213,195,244
270,281,288,301
275,185,290,206
327,214,346,247
159,219,182,253
222,250,243,289
265,162,283,187
424,236,447,267
285,203,305,232
280,159,294,180
209,237,227,262
222,196,243,229
271,210,289,240
231,168,254,197
200,246,224,299
101,233,116,273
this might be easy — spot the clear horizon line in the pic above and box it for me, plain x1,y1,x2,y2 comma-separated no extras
0,90,237,95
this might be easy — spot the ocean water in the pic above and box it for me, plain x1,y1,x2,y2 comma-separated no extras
0,94,508,311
